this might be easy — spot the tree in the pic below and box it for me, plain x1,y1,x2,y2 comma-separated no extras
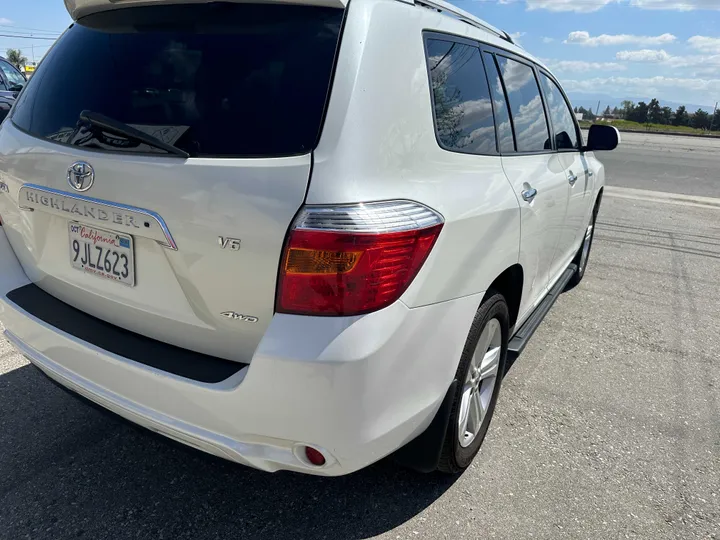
574,106,579,113
691,109,711,130
647,98,662,124
661,107,673,125
577,106,595,121
612,107,621,117
621,100,635,119
673,105,689,126
603,105,612,117
5,49,27,69
628,101,648,124
710,108,720,131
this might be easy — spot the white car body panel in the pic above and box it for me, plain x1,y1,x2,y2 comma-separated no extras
500,153,569,323
0,123,311,363
0,0,607,475
310,0,521,307
0,228,481,475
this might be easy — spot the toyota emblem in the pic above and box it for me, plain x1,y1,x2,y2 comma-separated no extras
67,161,95,192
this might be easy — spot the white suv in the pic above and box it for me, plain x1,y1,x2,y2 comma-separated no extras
0,0,618,476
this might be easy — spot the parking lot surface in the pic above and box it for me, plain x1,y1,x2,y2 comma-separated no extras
593,130,720,198
1,134,719,539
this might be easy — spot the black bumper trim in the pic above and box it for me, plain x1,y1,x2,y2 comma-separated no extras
6,284,246,383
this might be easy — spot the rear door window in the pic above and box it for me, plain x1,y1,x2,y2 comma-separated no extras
495,56,551,153
483,53,515,153
11,4,344,157
425,38,497,155
539,73,579,150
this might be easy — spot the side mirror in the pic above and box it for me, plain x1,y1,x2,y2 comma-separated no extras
585,124,620,152
9,83,24,93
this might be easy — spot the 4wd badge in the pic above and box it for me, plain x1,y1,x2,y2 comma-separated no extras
220,311,258,323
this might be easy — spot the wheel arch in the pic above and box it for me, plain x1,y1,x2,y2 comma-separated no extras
484,264,523,331
595,186,604,216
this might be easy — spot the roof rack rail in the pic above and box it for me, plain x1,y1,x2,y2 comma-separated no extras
414,0,514,44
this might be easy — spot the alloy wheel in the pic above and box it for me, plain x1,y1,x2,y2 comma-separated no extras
458,318,502,448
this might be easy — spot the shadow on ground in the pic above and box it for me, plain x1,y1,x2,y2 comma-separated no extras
0,364,457,540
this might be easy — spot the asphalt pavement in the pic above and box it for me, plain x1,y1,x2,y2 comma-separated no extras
1,133,719,539
591,131,720,198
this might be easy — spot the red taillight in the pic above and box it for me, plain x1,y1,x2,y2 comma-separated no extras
277,201,443,316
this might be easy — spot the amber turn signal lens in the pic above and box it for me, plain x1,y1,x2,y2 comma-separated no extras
285,248,361,274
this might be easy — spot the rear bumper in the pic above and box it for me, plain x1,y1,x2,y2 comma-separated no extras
0,226,479,475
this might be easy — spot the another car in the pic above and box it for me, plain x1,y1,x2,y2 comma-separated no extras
0,56,26,123
0,0,618,476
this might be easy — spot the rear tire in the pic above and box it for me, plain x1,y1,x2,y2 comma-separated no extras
437,292,509,474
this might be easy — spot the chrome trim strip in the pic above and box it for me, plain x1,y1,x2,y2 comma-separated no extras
17,184,178,250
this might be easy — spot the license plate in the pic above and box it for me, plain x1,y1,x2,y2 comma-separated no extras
68,222,135,286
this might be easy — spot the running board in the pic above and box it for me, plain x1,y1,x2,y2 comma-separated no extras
508,264,577,358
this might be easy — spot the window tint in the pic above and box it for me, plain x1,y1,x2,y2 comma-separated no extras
495,56,551,153
483,53,514,153
539,74,579,150
0,61,25,87
12,4,343,157
426,39,496,154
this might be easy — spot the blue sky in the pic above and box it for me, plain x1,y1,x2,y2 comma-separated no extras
2,0,719,107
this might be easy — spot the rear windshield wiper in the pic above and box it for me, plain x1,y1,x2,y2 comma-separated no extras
78,110,190,158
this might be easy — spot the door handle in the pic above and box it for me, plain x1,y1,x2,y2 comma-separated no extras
568,171,578,186
521,187,537,203
586,169,594,177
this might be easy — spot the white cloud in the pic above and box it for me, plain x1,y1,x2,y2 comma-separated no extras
458,98,494,126
542,37,556,43
565,31,677,47
526,0,617,12
547,60,627,72
688,36,720,54
615,48,720,75
510,32,526,39
475,0,720,11
630,0,720,9
0,17,13,24
616,49,672,62
499,56,535,92
562,76,720,104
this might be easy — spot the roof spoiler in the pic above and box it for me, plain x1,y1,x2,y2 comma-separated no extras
65,0,347,21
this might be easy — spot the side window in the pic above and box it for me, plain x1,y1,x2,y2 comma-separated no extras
495,56,551,153
0,61,24,87
425,38,497,155
483,52,514,153
539,74,579,150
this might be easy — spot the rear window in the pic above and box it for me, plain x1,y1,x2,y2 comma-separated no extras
425,38,497,155
12,4,344,157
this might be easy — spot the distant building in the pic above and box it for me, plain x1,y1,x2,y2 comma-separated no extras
575,112,584,121
22,64,36,79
